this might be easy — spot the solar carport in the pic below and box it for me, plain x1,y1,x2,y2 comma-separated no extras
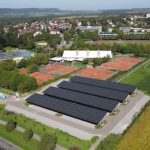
58,81,129,102
44,87,119,112
71,76,137,94
26,93,107,124
26,76,136,125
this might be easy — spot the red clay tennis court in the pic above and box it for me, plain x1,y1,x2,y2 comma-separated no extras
115,57,143,64
100,57,143,71
100,62,135,71
44,65,65,74
30,72,56,85
19,69,28,75
76,68,114,80
58,66,78,75
43,65,78,76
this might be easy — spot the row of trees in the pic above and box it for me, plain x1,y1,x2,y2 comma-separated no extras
17,53,49,72
0,69,38,93
77,31,150,41
82,57,110,66
71,39,150,57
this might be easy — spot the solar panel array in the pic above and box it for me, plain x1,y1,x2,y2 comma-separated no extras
44,87,119,112
26,93,107,124
58,81,128,102
71,76,137,94
26,76,134,125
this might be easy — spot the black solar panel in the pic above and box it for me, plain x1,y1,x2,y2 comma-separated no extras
71,76,137,94
44,87,119,112
26,93,107,124
58,81,128,102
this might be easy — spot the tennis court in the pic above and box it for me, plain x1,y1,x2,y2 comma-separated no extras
30,72,56,85
76,68,114,80
100,57,143,71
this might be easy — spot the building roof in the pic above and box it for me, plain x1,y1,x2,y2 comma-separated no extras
71,76,137,94
27,93,107,124
78,26,102,32
44,86,119,112
58,81,129,102
0,50,33,61
62,50,112,60
26,76,135,125
11,50,33,58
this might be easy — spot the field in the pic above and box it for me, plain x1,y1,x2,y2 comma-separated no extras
116,103,150,150
120,58,150,94
100,57,143,71
76,68,114,80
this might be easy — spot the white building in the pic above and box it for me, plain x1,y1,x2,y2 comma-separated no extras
51,50,112,62
77,26,102,34
33,31,42,37
146,14,150,18
50,29,60,35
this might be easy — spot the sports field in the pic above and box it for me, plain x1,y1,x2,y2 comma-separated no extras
120,58,150,94
30,72,56,85
100,57,143,71
76,68,114,80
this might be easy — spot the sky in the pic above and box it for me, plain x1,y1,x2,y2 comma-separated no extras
0,0,150,10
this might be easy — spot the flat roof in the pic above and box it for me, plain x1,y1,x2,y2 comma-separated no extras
71,76,137,94
58,81,129,102
26,93,107,124
44,87,119,112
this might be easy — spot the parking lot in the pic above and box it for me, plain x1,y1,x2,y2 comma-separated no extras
5,89,150,140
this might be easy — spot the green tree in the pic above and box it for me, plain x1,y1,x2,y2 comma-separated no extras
82,59,89,65
38,134,57,150
24,129,33,143
17,59,27,68
64,31,72,42
28,64,39,73
18,76,38,93
93,58,103,66
6,120,17,132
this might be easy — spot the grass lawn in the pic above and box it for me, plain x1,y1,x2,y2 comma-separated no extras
0,87,15,95
4,46,16,51
96,134,122,150
73,62,87,69
0,124,38,150
120,58,150,94
0,105,96,150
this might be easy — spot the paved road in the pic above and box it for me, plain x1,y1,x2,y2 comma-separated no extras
0,137,21,150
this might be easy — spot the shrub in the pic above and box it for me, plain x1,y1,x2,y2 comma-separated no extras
5,120,17,132
38,134,57,150
24,129,33,142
